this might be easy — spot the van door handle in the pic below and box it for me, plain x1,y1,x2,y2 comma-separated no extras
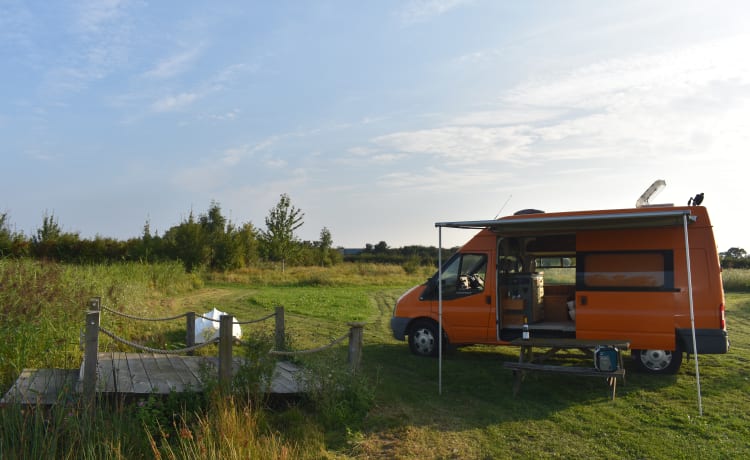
579,295,587,306
486,295,492,305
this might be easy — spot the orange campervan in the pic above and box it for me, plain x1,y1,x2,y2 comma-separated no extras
390,201,729,374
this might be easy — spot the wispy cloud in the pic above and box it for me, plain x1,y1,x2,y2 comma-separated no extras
37,0,134,98
373,125,535,163
151,92,198,112
357,34,750,169
144,48,203,79
398,0,472,24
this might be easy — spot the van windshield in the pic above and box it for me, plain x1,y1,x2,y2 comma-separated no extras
424,253,488,299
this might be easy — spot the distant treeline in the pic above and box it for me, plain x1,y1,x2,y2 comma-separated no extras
343,242,455,273
0,197,453,272
4,200,742,272
720,248,750,269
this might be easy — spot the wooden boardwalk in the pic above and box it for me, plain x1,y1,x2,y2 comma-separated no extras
1,353,304,405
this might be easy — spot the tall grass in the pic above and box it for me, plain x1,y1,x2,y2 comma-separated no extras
206,262,432,288
721,268,750,292
3,261,749,458
0,259,198,391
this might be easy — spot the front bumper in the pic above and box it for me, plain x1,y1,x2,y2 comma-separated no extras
390,317,411,341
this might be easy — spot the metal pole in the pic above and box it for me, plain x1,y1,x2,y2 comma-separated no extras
683,214,703,416
438,226,443,395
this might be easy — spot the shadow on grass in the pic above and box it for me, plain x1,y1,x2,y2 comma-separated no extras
359,342,681,431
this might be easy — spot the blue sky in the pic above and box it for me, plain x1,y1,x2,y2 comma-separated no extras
2,0,748,250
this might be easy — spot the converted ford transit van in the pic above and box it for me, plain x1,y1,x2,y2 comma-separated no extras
390,204,729,374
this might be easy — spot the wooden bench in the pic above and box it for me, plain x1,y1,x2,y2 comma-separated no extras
503,361,626,400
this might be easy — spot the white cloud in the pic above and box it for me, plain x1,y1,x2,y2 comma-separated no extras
264,157,288,168
151,92,198,112
356,33,750,172
376,166,505,192
373,125,535,162
74,0,128,34
144,48,203,79
398,0,473,24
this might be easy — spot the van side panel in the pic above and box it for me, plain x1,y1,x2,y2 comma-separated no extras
574,212,726,352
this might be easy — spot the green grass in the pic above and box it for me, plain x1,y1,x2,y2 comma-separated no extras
1,262,749,458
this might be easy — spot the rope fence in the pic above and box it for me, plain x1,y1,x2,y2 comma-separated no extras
98,326,219,354
101,304,189,322
81,297,366,402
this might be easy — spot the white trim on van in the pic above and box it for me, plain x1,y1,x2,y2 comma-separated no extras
435,209,694,233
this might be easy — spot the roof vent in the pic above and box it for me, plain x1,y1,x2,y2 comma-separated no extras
513,209,545,216
636,180,673,208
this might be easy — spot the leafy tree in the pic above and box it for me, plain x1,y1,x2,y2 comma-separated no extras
34,211,62,243
720,247,750,269
318,227,333,266
236,222,260,267
0,212,15,257
374,241,389,254
163,211,210,272
721,247,747,259
260,194,304,269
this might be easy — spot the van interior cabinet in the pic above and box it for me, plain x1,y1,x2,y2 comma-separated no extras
503,273,544,323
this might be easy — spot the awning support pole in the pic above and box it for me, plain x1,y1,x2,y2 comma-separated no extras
684,214,703,416
438,226,443,395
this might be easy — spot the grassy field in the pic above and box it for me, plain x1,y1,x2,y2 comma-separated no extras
1,261,749,458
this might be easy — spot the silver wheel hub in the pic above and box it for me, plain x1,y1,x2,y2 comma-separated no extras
413,328,435,355
639,349,673,371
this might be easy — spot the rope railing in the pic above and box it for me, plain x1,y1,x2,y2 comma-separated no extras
101,304,190,322
99,326,219,354
81,297,365,402
268,331,351,356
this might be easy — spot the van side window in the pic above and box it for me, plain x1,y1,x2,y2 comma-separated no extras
577,250,674,291
423,253,488,300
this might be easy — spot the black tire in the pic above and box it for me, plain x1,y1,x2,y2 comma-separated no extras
408,319,441,357
631,344,683,374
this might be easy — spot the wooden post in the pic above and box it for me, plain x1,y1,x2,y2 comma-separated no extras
274,306,285,350
82,309,100,403
218,314,233,391
186,311,196,355
88,296,101,311
347,322,366,374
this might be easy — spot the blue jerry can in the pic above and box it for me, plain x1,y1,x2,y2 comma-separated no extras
594,346,619,372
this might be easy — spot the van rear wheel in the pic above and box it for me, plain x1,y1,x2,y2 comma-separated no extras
632,346,683,374
408,319,440,357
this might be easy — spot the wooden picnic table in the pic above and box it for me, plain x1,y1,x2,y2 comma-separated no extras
503,337,630,400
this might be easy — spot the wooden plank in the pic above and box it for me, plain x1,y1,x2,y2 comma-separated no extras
510,338,630,349
140,353,177,394
124,352,153,394
1,369,78,405
270,362,302,393
503,361,626,378
110,352,135,394
179,356,211,387
165,355,202,392
95,352,116,392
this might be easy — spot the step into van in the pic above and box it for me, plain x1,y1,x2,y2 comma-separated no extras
390,204,729,374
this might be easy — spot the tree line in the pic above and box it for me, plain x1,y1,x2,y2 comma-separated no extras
0,194,452,272
0,194,345,271
8,194,741,272
720,247,750,269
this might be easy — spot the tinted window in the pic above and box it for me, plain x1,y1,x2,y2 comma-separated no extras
577,250,674,291
423,253,488,299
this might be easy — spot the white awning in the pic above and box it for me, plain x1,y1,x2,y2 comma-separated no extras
436,209,695,235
